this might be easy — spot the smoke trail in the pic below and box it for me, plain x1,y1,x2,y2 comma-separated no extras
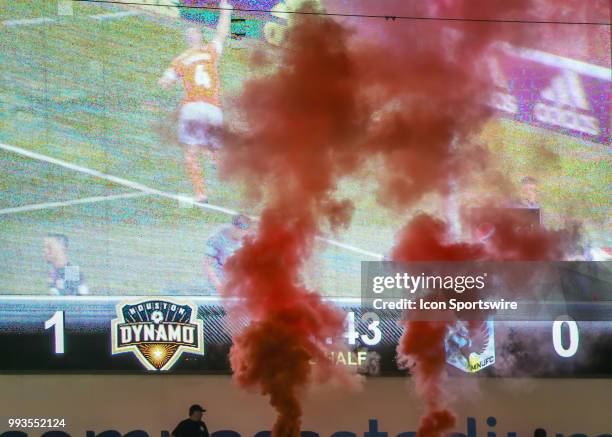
390,212,578,437
220,1,585,435
390,215,485,437
221,8,368,435
349,2,580,436
343,2,581,437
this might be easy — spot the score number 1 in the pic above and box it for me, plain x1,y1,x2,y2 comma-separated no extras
44,311,65,354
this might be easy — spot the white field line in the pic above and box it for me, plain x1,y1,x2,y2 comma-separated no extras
89,11,141,20
2,11,141,27
0,142,384,259
2,17,55,26
0,142,237,215
0,295,364,304
0,192,147,216
316,236,383,259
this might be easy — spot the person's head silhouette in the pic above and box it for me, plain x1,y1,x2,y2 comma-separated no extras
534,428,547,437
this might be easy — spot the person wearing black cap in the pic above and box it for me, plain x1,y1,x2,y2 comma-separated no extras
171,404,209,437
533,428,547,437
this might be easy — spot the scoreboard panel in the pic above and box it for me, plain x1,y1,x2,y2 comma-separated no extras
1,296,611,376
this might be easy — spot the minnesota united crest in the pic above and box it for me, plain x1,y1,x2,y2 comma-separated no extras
111,299,204,371
445,320,495,373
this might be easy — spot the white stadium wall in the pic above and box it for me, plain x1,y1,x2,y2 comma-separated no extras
1,375,611,436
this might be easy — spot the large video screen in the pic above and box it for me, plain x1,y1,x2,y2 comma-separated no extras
0,0,610,375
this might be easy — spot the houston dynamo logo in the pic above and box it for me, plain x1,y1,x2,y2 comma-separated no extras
111,299,204,371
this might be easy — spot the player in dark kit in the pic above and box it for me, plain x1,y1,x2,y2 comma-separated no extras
203,214,252,292
172,404,209,437
44,233,89,296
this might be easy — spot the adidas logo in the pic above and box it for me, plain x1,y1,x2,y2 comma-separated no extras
534,70,600,136
541,70,591,111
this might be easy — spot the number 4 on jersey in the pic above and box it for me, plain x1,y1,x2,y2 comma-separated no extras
195,64,211,88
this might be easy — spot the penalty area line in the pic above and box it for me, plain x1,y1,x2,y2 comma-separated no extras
89,10,141,20
0,142,236,215
2,17,55,26
0,141,384,260
0,192,148,216
2,11,143,27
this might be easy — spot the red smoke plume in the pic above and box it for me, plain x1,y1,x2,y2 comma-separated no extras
391,213,578,437
349,3,580,435
221,1,584,435
221,12,366,435
391,215,486,437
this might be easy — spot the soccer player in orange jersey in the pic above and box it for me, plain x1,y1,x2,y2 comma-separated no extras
159,1,233,203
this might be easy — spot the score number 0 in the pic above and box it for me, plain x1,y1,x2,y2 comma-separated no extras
553,315,579,358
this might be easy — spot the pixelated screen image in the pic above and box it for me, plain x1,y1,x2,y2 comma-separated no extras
0,0,609,374
1,0,609,296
